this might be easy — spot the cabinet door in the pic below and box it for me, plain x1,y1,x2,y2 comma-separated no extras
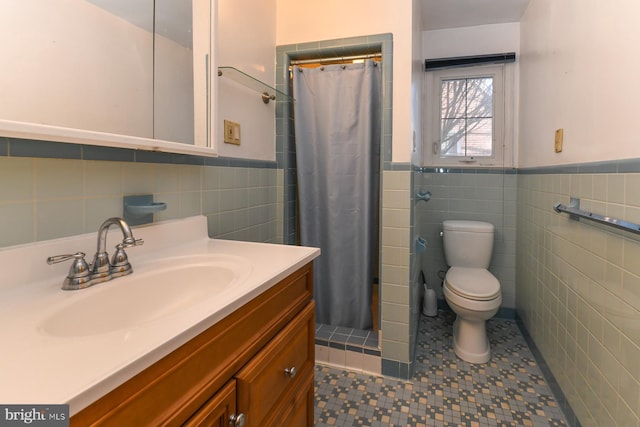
236,302,315,427
184,380,237,427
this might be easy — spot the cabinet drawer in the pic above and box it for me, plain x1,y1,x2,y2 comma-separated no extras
236,302,315,427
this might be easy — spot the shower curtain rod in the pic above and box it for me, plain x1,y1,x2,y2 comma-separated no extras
290,53,381,66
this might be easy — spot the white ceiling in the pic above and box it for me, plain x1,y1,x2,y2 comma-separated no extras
421,0,531,31
85,0,529,47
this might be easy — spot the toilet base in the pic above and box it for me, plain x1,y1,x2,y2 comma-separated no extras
452,317,491,364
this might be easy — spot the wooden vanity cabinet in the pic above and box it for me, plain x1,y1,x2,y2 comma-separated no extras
71,263,315,427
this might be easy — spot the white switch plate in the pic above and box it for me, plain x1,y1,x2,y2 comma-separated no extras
224,120,241,145
554,128,563,153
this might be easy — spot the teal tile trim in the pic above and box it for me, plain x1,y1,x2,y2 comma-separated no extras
496,307,516,320
6,142,640,175
1,137,276,168
516,312,582,427
381,359,413,380
415,158,640,175
9,138,82,159
518,158,640,174
0,138,9,156
204,157,277,169
385,162,411,171
314,338,382,357
135,150,188,164
415,166,518,174
84,145,136,162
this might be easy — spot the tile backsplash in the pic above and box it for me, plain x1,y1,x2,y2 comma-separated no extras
0,155,281,248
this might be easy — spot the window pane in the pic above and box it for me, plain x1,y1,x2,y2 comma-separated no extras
466,78,493,119
441,79,466,119
440,118,466,156
466,118,492,156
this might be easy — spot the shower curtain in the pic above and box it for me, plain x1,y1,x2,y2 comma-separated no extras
293,60,381,329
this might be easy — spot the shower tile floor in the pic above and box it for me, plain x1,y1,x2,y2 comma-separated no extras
314,311,569,427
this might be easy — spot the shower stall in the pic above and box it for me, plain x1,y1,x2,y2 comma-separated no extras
292,57,382,331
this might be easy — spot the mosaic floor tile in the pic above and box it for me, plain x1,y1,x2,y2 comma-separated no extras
315,311,568,427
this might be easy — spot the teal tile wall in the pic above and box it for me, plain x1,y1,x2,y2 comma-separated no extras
0,138,281,248
517,161,640,426
415,168,518,314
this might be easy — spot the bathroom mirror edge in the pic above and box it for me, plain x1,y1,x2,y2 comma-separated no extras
0,119,219,158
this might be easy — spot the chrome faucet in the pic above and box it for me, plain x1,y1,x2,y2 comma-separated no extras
47,217,144,290
91,217,143,280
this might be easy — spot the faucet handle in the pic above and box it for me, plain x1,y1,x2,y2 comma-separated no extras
47,252,87,266
110,243,133,278
47,252,91,290
121,237,144,248
111,244,129,266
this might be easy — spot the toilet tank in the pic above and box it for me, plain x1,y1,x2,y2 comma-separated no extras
442,220,494,268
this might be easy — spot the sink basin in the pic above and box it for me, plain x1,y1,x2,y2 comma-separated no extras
40,254,251,337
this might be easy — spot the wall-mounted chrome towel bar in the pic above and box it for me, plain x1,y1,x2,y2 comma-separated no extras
553,197,640,235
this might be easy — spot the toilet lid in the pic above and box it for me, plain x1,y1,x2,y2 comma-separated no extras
445,267,501,301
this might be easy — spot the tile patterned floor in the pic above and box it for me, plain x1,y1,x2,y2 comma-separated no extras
314,311,568,427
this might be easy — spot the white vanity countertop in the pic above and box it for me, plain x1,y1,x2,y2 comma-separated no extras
0,216,319,415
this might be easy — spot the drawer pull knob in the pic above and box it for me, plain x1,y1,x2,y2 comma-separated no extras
284,366,297,378
229,413,245,427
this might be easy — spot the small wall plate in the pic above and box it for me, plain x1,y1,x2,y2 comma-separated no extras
224,120,241,145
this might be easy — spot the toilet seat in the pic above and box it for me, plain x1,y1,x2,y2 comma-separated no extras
444,267,500,301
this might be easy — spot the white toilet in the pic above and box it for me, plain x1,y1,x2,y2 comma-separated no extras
441,220,502,364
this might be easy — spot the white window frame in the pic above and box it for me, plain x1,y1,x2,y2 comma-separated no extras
424,63,514,168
